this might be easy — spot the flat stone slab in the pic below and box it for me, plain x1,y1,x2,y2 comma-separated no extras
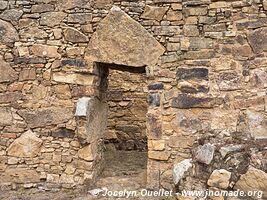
85,6,165,67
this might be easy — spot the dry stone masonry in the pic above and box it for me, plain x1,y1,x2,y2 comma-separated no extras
0,0,266,199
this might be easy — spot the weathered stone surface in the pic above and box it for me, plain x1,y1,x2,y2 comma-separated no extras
171,94,215,109
0,9,23,22
140,6,168,21
52,72,95,85
7,130,42,158
68,13,92,24
56,0,91,10
0,1,7,10
148,151,171,161
85,6,165,67
147,112,162,139
20,27,48,39
63,27,89,43
148,93,160,107
92,0,113,9
247,28,267,54
0,107,13,126
210,56,239,71
54,85,72,99
209,2,230,9
195,143,215,164
211,109,239,131
208,169,231,189
0,92,23,103
219,145,243,158
168,135,196,149
166,10,182,21
75,97,91,116
0,57,18,83
184,7,208,16
19,68,36,81
0,168,39,183
234,167,267,198
40,12,66,27
78,144,96,161
18,107,73,128
31,44,60,58
246,111,267,139
176,68,209,81
217,71,241,91
0,19,19,44
173,159,192,185
148,140,165,151
148,83,164,90
31,4,54,13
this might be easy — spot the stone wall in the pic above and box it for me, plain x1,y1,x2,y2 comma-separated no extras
0,0,266,198
105,67,148,151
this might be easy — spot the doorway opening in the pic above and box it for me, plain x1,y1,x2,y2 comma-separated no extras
95,62,148,190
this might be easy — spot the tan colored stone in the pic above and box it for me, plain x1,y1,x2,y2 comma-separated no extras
148,151,171,161
211,109,239,131
148,140,165,151
47,174,60,183
234,167,267,198
54,84,71,99
171,4,182,10
56,0,91,10
0,107,13,126
92,0,113,9
18,107,73,128
63,27,89,43
52,72,95,85
207,169,231,189
0,57,18,83
209,2,230,9
0,168,39,183
31,44,60,58
17,46,29,57
85,6,165,67
140,5,168,21
210,56,239,71
168,136,195,149
32,84,47,99
40,12,66,27
166,10,182,21
20,27,48,39
60,174,74,184
0,19,19,44
19,68,36,81
263,0,267,10
246,110,267,139
65,165,76,175
66,47,85,56
7,130,42,158
78,144,96,161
